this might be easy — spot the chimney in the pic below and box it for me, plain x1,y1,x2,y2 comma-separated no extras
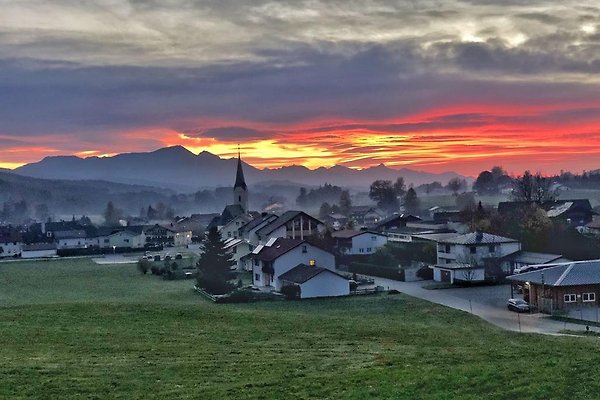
41,222,46,234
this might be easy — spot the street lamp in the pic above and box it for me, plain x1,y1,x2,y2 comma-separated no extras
112,245,116,261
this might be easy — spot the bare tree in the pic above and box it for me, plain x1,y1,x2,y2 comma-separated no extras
511,171,558,203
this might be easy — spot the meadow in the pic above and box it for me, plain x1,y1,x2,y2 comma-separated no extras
1,258,600,399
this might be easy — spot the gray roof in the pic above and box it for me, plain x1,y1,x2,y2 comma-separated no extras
53,230,87,239
434,263,483,270
439,232,518,245
508,260,600,286
502,251,567,265
256,211,321,237
278,264,345,284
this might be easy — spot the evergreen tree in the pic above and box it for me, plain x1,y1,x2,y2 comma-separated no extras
196,227,236,294
103,201,122,226
339,190,352,216
403,188,420,214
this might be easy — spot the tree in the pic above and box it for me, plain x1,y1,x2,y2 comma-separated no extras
196,227,236,294
296,187,308,207
403,188,420,214
319,202,331,220
473,170,497,194
446,177,465,195
339,190,352,216
393,177,406,196
456,192,476,211
490,166,507,181
103,201,123,226
369,180,399,213
511,171,558,203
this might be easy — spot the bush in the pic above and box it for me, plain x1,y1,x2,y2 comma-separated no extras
216,289,255,303
280,285,301,300
137,259,151,274
150,265,160,275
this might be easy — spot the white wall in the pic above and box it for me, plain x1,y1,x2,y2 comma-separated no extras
350,233,388,255
438,242,521,265
0,242,23,257
273,245,336,290
452,268,485,283
22,249,57,259
300,272,349,298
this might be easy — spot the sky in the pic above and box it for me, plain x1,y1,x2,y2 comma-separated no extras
1,0,599,176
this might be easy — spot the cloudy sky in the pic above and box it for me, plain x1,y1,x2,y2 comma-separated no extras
1,0,599,175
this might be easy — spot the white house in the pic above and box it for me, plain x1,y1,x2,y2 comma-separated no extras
255,211,324,243
0,232,23,258
219,214,253,240
98,229,146,249
251,237,336,291
331,230,388,255
21,243,57,259
436,231,520,266
239,214,278,245
279,264,350,298
223,238,254,271
54,230,95,249
431,231,521,284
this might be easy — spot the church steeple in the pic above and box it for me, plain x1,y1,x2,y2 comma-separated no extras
233,146,248,211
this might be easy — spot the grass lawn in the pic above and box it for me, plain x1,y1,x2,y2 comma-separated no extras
1,258,600,399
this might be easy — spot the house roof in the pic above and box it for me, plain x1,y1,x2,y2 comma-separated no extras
501,251,567,265
438,232,517,245
412,232,462,242
22,243,56,251
434,262,483,270
255,237,305,262
508,260,600,286
331,229,384,239
53,230,87,240
498,199,594,215
278,264,345,284
0,231,23,243
256,211,322,237
241,214,277,233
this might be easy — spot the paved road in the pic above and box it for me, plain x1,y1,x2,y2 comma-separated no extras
370,277,600,335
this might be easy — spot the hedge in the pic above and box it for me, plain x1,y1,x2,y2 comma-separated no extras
348,262,405,281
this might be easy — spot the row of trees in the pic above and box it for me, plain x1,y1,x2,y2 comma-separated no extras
368,177,420,214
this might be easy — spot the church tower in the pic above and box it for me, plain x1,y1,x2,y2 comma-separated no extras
233,148,248,212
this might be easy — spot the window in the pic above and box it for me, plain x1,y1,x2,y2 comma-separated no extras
302,245,307,253
255,273,260,281
359,248,364,253
367,247,372,252
445,244,451,253
239,196,242,202
488,245,495,253
564,294,576,303
104,239,109,244
446,259,451,264
583,293,596,302
124,239,129,243
309,259,316,266
228,232,232,238
470,246,477,254
371,236,377,241
254,259,259,266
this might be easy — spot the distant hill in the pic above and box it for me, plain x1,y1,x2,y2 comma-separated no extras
0,170,176,217
15,146,469,191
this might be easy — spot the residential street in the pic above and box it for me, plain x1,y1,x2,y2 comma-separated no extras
369,277,600,335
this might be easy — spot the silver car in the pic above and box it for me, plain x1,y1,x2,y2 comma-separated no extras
507,298,530,313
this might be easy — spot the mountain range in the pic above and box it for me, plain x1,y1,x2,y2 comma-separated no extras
14,146,469,192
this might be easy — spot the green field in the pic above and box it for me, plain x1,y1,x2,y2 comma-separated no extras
1,259,600,399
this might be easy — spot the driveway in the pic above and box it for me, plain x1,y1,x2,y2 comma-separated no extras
370,277,600,335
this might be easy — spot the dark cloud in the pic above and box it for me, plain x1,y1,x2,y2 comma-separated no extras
183,126,272,141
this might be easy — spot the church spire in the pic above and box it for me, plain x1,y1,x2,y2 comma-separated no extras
234,146,247,190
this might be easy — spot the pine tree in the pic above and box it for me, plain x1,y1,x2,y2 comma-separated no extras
196,227,236,294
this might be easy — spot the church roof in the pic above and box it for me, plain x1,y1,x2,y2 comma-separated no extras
234,156,247,190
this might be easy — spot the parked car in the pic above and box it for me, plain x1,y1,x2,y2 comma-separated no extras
153,255,161,261
507,298,530,313
164,253,172,261
175,253,183,260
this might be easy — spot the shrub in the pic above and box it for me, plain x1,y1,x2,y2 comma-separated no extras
280,285,301,300
150,265,160,275
217,289,255,303
137,259,151,274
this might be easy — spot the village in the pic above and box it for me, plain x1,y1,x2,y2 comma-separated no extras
3,155,600,331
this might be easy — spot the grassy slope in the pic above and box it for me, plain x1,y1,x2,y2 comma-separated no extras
1,259,600,399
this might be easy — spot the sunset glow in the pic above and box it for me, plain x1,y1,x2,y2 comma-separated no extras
1,0,599,176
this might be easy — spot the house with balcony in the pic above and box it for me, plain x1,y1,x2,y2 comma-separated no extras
255,211,324,243
251,237,335,291
223,238,254,271
431,231,520,284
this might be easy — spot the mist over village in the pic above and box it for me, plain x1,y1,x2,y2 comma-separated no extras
1,1,600,399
